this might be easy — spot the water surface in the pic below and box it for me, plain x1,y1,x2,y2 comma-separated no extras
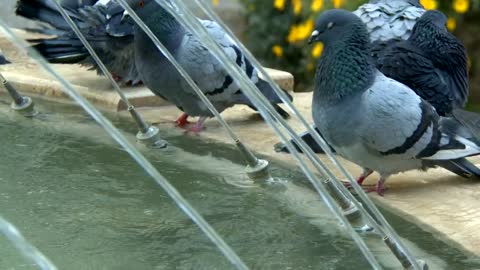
0,98,479,269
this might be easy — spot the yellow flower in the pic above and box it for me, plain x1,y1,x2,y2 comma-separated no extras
447,17,457,31
333,0,344,8
272,45,284,57
292,0,302,15
420,0,437,10
311,0,323,12
274,0,286,11
312,43,324,58
453,0,469,14
212,0,219,6
287,19,314,43
298,19,314,40
287,26,299,43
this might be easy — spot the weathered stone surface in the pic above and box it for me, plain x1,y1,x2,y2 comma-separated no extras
0,30,293,111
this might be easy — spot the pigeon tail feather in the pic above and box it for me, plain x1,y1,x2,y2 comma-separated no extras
234,79,293,119
428,158,480,178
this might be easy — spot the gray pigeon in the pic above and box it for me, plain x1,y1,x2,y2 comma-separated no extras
307,9,480,195
353,0,425,42
372,10,468,116
275,0,425,153
17,0,291,128
130,0,292,132
16,0,141,85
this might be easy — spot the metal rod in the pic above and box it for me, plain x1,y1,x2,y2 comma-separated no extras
0,72,23,105
128,105,149,133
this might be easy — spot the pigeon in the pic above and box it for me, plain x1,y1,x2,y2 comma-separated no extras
15,0,141,85
373,10,468,117
353,0,425,42
277,5,469,156
0,50,10,65
129,0,292,132
275,0,426,153
307,9,480,195
17,0,292,129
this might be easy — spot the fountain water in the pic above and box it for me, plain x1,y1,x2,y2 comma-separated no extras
0,216,57,270
188,4,429,268
0,17,248,270
53,0,271,181
0,0,431,268
51,0,167,149
139,1,425,269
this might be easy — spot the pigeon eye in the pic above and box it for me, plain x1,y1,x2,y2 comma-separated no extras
327,22,334,29
139,0,145,7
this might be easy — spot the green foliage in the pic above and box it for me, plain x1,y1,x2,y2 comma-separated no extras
240,0,479,91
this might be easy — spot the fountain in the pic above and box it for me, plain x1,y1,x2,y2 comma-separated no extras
0,1,436,268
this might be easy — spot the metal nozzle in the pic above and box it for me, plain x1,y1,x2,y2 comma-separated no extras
136,125,168,149
127,105,168,148
234,139,271,181
10,96,38,117
0,72,38,117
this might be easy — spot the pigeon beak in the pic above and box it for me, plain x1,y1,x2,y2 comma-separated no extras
308,30,319,45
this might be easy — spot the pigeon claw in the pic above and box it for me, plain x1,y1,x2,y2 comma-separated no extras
185,124,205,135
175,113,191,127
364,181,386,196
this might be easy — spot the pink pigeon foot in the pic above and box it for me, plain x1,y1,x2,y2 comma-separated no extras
356,169,373,185
366,177,387,196
343,169,373,188
185,117,207,134
175,113,190,127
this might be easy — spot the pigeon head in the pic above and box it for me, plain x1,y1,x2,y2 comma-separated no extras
121,0,146,8
120,0,150,19
121,0,178,24
416,10,448,29
308,9,366,47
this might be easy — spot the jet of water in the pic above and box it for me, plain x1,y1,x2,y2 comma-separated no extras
0,216,58,270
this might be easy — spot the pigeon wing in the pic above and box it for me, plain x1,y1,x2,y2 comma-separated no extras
176,20,258,102
374,41,456,115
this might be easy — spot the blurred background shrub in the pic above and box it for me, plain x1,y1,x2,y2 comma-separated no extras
236,0,480,97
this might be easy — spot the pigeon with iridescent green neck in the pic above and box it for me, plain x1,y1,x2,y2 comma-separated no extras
308,9,480,195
